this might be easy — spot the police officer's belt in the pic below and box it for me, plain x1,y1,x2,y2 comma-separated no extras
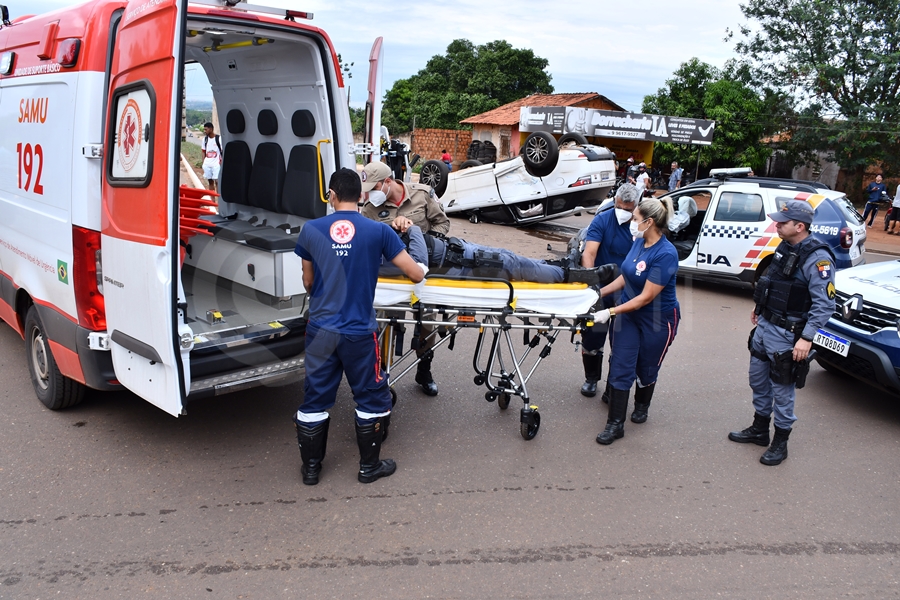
760,308,806,334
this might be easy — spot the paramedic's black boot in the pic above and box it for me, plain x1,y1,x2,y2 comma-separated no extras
415,356,439,396
728,412,771,446
356,418,397,483
760,426,791,466
596,387,628,445
631,382,655,423
295,417,329,486
580,353,602,397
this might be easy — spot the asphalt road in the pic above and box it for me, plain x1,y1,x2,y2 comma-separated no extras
1,216,898,599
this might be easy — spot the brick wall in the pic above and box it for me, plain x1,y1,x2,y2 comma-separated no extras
411,128,473,169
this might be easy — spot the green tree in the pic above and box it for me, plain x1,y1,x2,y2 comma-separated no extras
382,39,553,132
349,107,365,134
642,58,786,175
732,0,900,198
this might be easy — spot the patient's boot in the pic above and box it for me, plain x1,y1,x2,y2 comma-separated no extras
565,265,620,286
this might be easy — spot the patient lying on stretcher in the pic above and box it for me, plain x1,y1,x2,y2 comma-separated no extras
380,225,618,286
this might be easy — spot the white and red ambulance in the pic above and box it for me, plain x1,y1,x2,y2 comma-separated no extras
0,0,377,416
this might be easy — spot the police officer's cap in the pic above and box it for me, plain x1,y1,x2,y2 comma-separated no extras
768,199,814,224
360,162,392,192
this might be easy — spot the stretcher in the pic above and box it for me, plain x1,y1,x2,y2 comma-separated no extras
374,274,604,440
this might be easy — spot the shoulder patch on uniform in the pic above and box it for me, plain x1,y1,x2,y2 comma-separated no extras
826,281,836,299
378,210,390,219
816,260,832,279
429,188,437,200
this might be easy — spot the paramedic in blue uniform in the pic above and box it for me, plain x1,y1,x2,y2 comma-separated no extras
729,200,836,466
593,197,680,445
293,168,426,485
578,183,640,399
385,224,618,285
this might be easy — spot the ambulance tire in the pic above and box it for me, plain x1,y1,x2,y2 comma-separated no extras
25,306,85,411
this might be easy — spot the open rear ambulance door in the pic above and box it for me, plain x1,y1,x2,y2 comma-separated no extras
100,0,189,416
363,37,383,164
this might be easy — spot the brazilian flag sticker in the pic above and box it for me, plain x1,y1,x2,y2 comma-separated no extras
57,260,69,285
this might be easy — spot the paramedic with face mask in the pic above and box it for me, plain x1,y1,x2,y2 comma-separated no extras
360,161,450,397
577,183,640,399
593,197,681,446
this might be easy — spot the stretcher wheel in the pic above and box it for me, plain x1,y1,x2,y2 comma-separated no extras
520,408,540,440
473,374,485,386
484,391,497,402
390,387,397,407
497,393,511,410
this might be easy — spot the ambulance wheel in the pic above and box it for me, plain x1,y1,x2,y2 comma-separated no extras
25,306,85,411
420,160,449,197
522,132,559,178
390,387,397,407
520,411,541,440
497,393,511,410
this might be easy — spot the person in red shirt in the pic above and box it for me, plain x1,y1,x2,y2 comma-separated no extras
441,149,452,171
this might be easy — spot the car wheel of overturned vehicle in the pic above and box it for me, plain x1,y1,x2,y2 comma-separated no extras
558,132,588,148
420,160,449,196
522,131,559,178
460,159,482,170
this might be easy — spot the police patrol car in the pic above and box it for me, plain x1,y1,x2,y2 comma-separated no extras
0,0,385,416
665,168,866,286
813,259,900,396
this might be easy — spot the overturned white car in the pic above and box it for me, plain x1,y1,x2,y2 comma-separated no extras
418,132,617,225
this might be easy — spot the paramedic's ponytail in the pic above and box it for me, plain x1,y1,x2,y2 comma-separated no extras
638,197,674,231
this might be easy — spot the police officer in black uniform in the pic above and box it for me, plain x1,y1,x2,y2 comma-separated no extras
729,200,836,466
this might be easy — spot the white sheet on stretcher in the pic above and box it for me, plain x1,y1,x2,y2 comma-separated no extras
375,277,600,315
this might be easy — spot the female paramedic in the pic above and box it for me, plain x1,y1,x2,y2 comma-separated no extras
592,197,680,445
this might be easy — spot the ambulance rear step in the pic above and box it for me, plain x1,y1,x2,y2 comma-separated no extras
189,356,304,396
191,321,290,352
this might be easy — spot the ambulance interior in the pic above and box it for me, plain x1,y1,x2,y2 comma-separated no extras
176,18,342,380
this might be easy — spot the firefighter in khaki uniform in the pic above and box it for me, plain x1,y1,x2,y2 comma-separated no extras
359,162,450,397
729,200,836,466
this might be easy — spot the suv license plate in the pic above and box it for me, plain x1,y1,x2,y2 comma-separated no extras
813,330,850,357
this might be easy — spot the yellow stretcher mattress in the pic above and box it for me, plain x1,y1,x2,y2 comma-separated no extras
375,277,600,315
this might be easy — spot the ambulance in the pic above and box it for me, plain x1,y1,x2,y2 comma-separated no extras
0,0,381,415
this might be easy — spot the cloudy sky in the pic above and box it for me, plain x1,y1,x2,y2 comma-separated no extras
9,0,751,112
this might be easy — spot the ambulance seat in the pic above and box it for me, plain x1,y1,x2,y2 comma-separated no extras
219,109,252,207
281,110,324,219
247,109,285,213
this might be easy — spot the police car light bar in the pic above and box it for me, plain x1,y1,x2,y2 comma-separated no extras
190,0,313,20
709,167,752,180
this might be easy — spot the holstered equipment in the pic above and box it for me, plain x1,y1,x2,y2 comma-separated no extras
770,350,795,385
748,327,769,362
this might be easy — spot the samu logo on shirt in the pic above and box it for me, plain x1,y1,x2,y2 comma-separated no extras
330,220,355,244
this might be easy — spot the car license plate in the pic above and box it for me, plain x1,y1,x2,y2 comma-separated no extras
813,329,850,357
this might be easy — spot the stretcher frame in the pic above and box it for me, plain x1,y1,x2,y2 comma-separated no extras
375,275,603,440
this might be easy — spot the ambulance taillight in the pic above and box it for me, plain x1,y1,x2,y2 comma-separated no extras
72,226,106,331
56,39,80,68
839,226,853,249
